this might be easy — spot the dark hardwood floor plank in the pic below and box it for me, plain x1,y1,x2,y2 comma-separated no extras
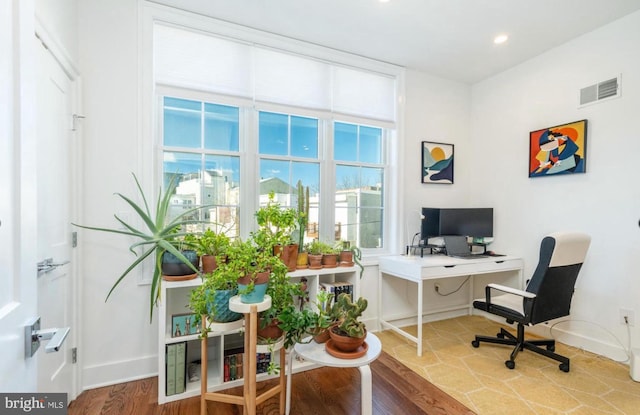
68,351,472,415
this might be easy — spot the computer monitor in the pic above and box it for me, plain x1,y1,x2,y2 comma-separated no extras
421,207,493,242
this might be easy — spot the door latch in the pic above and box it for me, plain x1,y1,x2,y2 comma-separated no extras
37,258,70,275
25,317,70,358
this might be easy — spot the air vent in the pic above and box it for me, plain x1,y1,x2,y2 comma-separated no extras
579,75,620,107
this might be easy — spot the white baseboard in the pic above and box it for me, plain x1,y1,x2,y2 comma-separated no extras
82,355,157,391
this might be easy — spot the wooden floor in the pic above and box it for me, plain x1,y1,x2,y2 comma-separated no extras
68,351,474,415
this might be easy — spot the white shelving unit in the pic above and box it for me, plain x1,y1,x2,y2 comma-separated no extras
157,265,360,404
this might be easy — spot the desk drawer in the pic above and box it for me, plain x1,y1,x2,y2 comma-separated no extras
421,259,523,279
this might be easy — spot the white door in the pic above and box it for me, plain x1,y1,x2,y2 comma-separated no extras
0,0,38,392
35,32,79,399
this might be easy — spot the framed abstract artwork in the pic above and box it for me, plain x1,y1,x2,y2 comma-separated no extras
529,119,587,178
422,141,454,184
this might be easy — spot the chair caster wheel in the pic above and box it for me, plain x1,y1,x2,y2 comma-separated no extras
505,360,515,369
559,363,569,372
471,340,479,348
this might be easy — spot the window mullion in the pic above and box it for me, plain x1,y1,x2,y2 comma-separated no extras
319,119,335,243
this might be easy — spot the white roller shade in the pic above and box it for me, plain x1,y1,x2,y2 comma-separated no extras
154,23,396,123
333,66,396,122
254,48,331,109
154,24,252,97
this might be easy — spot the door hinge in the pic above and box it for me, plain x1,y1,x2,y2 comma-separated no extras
72,231,78,248
72,347,77,364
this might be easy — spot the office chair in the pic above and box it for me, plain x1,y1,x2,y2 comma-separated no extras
471,232,591,372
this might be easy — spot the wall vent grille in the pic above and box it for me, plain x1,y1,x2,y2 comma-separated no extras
579,76,620,107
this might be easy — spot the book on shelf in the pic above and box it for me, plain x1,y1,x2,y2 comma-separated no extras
320,281,353,302
222,348,271,382
175,342,186,394
165,344,176,396
166,342,187,396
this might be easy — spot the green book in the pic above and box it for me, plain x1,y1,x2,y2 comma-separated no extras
175,342,186,394
166,344,177,396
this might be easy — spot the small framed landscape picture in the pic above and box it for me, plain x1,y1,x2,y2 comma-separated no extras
171,313,199,337
529,119,587,178
422,141,454,184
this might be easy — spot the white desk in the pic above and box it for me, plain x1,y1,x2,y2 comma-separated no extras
378,254,523,356
286,332,382,415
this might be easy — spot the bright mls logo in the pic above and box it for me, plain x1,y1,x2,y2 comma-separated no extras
1,393,67,414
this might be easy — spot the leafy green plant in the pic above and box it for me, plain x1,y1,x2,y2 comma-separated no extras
187,228,230,257
294,180,310,253
252,192,298,250
305,240,334,255
330,294,368,338
72,173,207,321
189,267,240,337
223,238,285,296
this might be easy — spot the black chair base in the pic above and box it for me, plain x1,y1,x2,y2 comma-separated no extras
471,324,570,372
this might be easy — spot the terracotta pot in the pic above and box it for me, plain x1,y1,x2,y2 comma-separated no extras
329,327,366,353
257,318,284,340
296,252,309,269
274,244,299,272
322,253,338,268
313,327,331,344
308,254,323,269
201,255,218,274
339,250,354,267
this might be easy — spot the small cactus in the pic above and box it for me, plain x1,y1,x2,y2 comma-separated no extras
330,293,368,338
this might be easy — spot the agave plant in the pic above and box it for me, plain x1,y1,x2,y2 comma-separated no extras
73,173,207,321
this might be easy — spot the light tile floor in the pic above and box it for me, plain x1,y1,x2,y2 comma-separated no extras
378,316,640,414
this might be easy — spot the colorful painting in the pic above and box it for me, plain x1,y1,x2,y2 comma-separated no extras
529,120,587,178
422,141,454,184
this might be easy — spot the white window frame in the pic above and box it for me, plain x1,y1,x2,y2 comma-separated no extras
142,2,405,257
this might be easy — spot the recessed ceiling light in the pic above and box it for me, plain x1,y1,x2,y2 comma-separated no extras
494,34,509,44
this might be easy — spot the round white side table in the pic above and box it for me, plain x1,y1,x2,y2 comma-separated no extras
286,331,382,415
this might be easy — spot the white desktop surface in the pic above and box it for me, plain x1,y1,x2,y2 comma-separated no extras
378,254,524,356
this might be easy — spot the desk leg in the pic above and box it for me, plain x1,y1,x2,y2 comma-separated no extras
285,350,295,415
417,279,423,357
358,364,372,415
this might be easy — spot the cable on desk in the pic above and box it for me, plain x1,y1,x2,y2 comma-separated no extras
435,276,470,296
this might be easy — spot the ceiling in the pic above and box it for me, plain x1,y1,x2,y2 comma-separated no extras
149,0,640,84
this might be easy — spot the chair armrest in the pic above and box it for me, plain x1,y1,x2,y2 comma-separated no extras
487,283,536,299
484,283,536,306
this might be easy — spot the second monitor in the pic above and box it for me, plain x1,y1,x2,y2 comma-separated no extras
421,207,493,242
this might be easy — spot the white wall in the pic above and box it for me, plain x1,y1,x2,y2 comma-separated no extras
77,0,159,387
402,69,471,240
470,11,640,361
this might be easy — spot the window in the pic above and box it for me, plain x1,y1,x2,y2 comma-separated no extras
161,97,240,236
334,122,384,248
153,20,399,251
258,111,320,246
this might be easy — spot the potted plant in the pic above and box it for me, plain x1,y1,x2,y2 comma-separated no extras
72,173,207,321
222,238,284,304
253,192,299,271
187,228,230,273
311,289,335,343
189,266,242,335
305,240,325,269
258,260,303,340
320,241,340,268
337,240,365,278
328,293,368,353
